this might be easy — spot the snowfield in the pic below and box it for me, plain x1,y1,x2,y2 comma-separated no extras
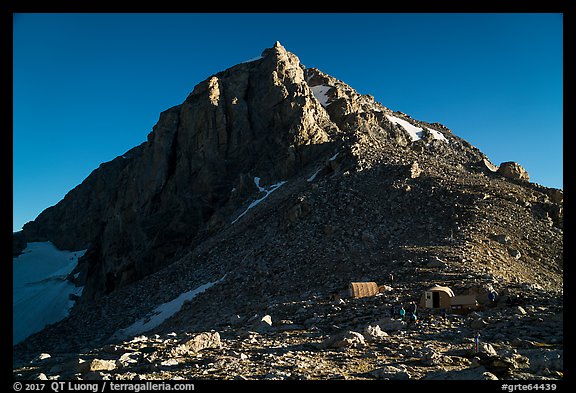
13,242,86,345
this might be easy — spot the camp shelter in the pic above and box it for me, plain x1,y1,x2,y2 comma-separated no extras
450,295,479,313
349,282,379,298
420,285,455,309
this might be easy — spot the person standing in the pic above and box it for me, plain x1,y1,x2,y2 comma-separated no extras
399,306,406,320
474,332,481,353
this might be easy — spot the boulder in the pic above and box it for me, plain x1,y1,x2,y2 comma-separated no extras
87,359,117,372
363,324,389,341
481,157,499,173
497,161,530,182
247,314,274,333
160,359,180,367
170,332,221,356
479,343,499,357
408,162,422,178
372,365,410,380
546,188,563,204
319,331,366,349
420,348,447,366
515,306,527,315
116,352,141,368
493,234,511,244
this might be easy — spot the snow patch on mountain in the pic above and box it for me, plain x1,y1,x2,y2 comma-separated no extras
111,276,226,341
231,178,287,224
13,242,86,345
386,115,448,143
386,115,423,142
310,85,332,107
307,168,322,182
427,127,448,142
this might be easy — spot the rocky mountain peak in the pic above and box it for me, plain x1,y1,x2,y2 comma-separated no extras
13,43,563,380
262,40,288,58
18,42,342,300
14,41,562,337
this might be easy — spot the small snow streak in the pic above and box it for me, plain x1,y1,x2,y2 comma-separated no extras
307,168,322,182
232,179,287,224
308,152,340,183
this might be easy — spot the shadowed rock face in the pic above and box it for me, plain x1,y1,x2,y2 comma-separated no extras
17,42,560,303
20,42,342,300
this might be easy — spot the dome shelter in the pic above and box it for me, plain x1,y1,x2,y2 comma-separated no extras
419,285,455,309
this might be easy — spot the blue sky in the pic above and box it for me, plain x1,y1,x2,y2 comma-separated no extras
13,13,563,232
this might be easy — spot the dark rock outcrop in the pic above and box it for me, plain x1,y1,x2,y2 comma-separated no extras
19,42,342,300
12,231,27,257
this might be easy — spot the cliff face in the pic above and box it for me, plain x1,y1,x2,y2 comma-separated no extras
20,42,342,300
18,42,562,304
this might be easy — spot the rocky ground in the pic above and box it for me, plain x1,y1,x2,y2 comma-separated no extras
14,275,563,381
13,148,563,381
13,143,564,381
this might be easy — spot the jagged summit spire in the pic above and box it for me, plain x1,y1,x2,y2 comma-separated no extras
261,40,288,58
